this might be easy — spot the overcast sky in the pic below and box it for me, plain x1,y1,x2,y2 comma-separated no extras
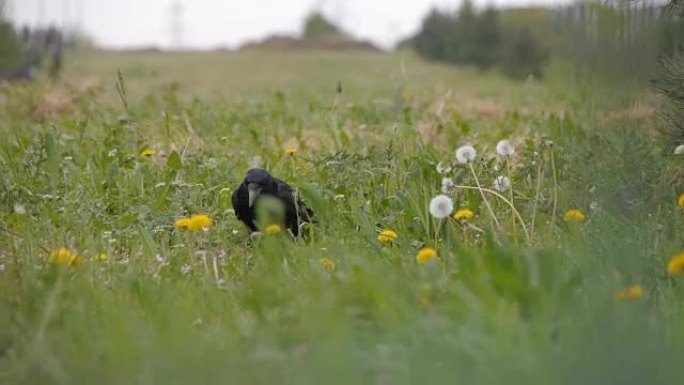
6,0,566,49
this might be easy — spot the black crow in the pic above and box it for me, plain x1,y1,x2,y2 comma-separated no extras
232,168,314,236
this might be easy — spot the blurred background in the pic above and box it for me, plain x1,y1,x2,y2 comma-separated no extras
0,0,681,144
1,2,684,384
0,0,680,82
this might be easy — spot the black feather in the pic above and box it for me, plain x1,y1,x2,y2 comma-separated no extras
232,168,314,236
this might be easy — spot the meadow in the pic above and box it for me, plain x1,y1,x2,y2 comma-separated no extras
0,49,683,384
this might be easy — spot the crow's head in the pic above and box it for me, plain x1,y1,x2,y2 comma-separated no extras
244,168,276,207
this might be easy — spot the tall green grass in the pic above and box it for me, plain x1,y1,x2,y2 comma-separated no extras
0,51,682,384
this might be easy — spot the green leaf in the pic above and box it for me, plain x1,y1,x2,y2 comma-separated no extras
166,150,182,171
137,225,158,257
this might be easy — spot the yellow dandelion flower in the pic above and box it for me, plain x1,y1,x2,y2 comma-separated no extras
320,257,336,271
667,251,684,277
284,148,297,156
70,254,84,266
187,214,212,231
453,208,474,222
49,247,82,266
614,284,644,301
49,247,71,265
416,247,437,265
264,224,283,235
97,253,109,262
141,148,156,157
377,229,398,243
564,209,585,222
678,193,684,209
175,217,191,230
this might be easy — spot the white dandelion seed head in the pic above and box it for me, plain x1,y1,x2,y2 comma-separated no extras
674,144,684,155
249,155,264,169
496,139,515,157
180,264,192,275
493,176,511,192
436,161,452,175
14,204,26,215
590,201,599,211
455,145,477,164
441,177,455,194
429,194,454,219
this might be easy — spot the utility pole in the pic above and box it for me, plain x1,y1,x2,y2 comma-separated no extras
75,0,84,34
37,0,45,26
169,1,184,49
63,0,71,30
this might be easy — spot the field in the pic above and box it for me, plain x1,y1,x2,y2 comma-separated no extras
1,49,683,384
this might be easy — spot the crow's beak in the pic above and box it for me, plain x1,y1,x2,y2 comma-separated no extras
247,183,261,207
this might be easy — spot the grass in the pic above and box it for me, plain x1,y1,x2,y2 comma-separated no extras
1,49,683,385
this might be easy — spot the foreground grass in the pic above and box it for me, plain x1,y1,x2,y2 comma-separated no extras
0,50,683,384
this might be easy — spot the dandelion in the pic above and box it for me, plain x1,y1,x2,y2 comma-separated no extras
454,208,474,222
141,148,156,157
49,247,82,266
429,194,454,219
436,161,452,174
320,257,336,271
264,224,283,235
378,229,398,243
180,264,192,275
496,139,515,157
441,177,455,194
493,175,511,192
667,251,684,277
97,253,109,262
563,209,585,222
455,145,477,164
416,247,437,265
614,284,644,300
175,217,191,230
188,214,212,231
284,148,297,156
674,144,684,155
678,193,684,209
155,254,167,265
14,204,26,215
249,155,264,169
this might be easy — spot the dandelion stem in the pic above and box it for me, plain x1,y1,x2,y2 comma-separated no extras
468,163,502,233
454,184,530,242
434,218,444,247
550,147,559,229
212,254,221,287
530,161,543,240
506,160,517,237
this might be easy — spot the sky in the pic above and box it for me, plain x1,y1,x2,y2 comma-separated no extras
5,0,566,50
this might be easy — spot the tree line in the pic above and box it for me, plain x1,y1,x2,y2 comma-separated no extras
404,0,549,80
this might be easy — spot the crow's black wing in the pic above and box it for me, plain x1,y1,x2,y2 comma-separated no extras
274,178,314,236
232,182,258,232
